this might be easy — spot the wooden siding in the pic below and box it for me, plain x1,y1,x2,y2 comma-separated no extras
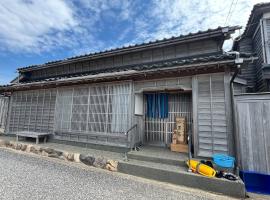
264,19,270,64
238,38,256,90
233,83,246,95
235,94,270,174
253,25,267,91
27,39,219,81
194,73,230,157
134,76,192,93
0,96,9,131
238,19,270,92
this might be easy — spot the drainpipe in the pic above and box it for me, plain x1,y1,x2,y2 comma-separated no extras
227,51,243,176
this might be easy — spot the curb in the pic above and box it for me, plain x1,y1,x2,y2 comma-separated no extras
0,139,118,172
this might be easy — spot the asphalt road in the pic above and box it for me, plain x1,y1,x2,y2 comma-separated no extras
0,149,233,200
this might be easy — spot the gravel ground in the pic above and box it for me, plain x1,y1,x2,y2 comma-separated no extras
0,148,235,200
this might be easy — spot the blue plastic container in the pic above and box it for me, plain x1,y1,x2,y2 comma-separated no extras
212,154,235,168
240,171,270,195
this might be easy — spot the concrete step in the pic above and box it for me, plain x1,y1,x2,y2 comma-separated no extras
127,146,188,167
127,151,187,167
118,159,246,198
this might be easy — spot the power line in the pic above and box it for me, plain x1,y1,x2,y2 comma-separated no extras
229,0,238,24
224,0,238,26
224,0,235,25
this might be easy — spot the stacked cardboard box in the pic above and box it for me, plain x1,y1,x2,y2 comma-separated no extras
171,117,188,153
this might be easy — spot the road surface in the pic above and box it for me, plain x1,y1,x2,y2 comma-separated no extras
0,149,233,200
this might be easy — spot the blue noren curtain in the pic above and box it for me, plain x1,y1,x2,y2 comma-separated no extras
146,93,168,118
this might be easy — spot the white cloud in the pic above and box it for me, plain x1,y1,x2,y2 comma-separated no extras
0,0,77,52
133,0,264,51
0,0,266,54
0,0,137,54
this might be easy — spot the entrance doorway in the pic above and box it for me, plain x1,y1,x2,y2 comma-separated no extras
144,92,192,147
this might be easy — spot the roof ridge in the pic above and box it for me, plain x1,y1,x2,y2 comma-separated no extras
18,26,240,72
15,53,238,85
241,2,270,37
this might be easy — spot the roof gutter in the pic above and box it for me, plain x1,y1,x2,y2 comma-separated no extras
227,51,243,176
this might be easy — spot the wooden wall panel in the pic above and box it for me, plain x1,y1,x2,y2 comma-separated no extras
253,26,267,91
235,94,270,173
194,73,229,157
27,39,219,81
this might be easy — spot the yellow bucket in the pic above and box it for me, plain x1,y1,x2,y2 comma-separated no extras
187,160,216,178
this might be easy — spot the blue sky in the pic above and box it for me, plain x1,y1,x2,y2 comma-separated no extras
0,0,264,84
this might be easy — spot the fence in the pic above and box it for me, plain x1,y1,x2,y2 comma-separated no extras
8,89,56,133
235,93,270,174
0,96,9,132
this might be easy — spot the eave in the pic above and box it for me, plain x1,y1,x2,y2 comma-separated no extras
0,58,255,93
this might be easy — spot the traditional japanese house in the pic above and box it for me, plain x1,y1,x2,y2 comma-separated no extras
0,26,254,158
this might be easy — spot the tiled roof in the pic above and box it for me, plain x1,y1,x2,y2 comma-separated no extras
241,2,270,37
18,26,240,72
6,53,252,86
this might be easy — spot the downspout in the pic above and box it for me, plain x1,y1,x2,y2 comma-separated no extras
227,51,243,176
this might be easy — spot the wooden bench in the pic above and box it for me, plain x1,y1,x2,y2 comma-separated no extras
16,131,51,144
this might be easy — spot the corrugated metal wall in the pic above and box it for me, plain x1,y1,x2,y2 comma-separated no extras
235,94,270,174
195,74,229,157
8,89,56,133
0,96,9,131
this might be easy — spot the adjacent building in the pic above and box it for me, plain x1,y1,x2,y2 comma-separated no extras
233,2,270,92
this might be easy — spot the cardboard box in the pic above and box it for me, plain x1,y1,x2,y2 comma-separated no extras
177,134,185,143
176,117,185,124
170,143,188,153
173,131,186,143
176,124,185,130
172,138,177,144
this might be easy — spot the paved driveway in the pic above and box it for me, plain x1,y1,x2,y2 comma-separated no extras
0,149,233,200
